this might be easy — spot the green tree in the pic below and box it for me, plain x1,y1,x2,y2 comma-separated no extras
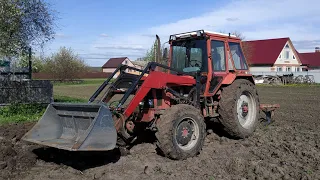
43,47,88,81
143,39,158,63
0,0,56,57
142,37,169,65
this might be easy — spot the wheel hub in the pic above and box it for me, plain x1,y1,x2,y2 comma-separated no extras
176,121,193,146
241,102,249,117
237,92,257,129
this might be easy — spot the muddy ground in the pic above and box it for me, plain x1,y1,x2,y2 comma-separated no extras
0,86,319,180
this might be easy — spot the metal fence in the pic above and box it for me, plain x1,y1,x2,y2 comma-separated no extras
250,70,320,83
0,79,53,105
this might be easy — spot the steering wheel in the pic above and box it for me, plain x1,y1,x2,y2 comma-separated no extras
190,59,201,67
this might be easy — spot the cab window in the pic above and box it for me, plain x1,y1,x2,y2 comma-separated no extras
228,42,248,70
211,40,226,71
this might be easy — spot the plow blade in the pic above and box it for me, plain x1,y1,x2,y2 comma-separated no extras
22,103,117,151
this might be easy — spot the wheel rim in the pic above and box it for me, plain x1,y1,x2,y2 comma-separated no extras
175,117,200,151
236,91,256,129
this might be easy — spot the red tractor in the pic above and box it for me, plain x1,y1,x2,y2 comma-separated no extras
23,30,279,160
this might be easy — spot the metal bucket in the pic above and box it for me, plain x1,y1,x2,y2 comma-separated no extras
22,103,117,151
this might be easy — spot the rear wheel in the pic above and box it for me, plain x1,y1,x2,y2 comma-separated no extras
218,79,260,138
155,104,206,160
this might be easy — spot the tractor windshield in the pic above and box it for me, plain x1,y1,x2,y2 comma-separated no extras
171,38,207,72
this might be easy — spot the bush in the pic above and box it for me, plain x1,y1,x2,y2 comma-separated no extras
42,47,89,81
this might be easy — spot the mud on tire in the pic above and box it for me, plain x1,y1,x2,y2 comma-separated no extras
218,79,260,138
155,104,206,160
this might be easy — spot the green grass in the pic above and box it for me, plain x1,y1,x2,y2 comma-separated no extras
0,79,107,125
0,103,47,124
53,95,87,103
0,96,89,125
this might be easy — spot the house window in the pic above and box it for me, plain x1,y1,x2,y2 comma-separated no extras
286,67,291,72
285,51,290,59
293,55,295,59
279,54,281,59
277,67,282,72
296,67,300,72
285,44,289,48
125,61,128,65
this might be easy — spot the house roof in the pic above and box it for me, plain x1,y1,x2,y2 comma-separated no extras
242,38,289,65
102,57,128,68
298,52,320,67
132,60,147,67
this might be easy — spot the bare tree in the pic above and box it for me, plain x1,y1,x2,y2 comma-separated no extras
231,31,246,40
218,30,246,40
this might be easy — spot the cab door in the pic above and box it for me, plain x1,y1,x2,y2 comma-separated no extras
207,38,229,95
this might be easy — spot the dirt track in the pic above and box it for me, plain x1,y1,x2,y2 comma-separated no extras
1,86,320,180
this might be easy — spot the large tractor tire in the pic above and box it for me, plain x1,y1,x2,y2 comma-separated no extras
155,104,206,160
218,79,260,138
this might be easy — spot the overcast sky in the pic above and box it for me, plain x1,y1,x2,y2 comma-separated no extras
41,0,320,67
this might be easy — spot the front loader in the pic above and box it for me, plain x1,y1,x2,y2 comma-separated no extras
23,30,279,160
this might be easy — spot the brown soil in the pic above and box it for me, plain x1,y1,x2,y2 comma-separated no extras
1,86,320,180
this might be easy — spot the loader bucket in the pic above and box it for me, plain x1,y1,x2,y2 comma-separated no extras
22,103,117,151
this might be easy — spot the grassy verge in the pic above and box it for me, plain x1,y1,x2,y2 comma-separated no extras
0,78,105,125
0,96,88,125
53,83,102,100
0,103,46,124
53,95,87,103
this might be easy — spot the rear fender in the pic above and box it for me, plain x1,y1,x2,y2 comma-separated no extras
221,73,255,85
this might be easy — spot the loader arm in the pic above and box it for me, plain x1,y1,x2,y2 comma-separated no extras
123,70,196,117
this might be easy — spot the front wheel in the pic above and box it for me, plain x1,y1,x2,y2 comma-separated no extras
155,104,206,160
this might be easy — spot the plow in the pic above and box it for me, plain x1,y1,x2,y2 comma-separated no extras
253,74,316,85
23,30,279,160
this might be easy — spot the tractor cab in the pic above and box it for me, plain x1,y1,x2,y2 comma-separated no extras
168,30,249,74
168,30,251,96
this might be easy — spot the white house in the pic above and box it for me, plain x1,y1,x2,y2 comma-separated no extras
102,57,135,73
243,38,307,73
101,57,146,78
